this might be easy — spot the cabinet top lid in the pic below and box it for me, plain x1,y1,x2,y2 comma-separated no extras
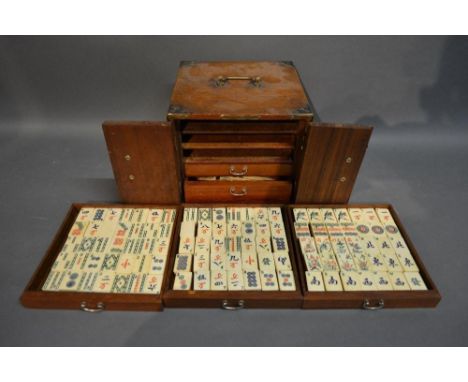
167,61,313,121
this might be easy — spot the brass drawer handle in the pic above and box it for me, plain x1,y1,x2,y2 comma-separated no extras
222,299,245,310
229,165,248,176
362,299,385,311
229,186,247,196
215,76,262,87
80,301,105,313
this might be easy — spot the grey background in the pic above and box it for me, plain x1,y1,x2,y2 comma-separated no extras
1,36,467,346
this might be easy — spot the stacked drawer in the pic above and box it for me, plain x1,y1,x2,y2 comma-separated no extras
180,121,301,203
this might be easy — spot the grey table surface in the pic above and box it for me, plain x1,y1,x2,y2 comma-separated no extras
1,36,467,346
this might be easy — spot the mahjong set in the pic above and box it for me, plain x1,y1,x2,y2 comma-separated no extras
21,61,440,310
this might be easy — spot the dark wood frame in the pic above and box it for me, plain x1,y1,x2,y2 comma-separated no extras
20,203,181,312
162,203,303,309
286,203,441,309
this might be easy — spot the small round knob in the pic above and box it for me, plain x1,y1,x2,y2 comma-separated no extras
129,174,135,181
340,177,346,182
124,154,131,161
345,157,352,163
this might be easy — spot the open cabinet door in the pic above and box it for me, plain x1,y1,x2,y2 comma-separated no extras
103,121,181,204
295,122,372,204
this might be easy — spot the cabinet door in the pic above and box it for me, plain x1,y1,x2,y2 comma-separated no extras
295,123,372,204
103,121,181,204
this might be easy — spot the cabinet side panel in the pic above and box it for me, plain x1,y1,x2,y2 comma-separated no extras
295,123,372,203
103,121,181,204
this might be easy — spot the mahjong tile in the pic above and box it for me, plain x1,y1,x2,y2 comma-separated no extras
227,270,244,290
299,237,318,256
340,271,362,291
242,252,258,270
303,253,323,272
113,221,132,241
78,271,100,292
211,271,227,290
148,254,167,274
277,270,296,291
212,222,226,238
388,271,410,290
179,236,194,254
228,221,242,237
375,208,396,225
334,208,352,224
373,271,393,291
367,252,387,271
183,207,198,222
193,252,209,271
404,272,427,290
197,208,212,222
173,271,192,290
358,271,378,291
272,236,289,252
226,253,242,271
154,242,171,257
227,207,243,222
318,252,340,272
362,208,379,223
294,222,311,238
305,271,325,292
274,253,292,271
156,223,173,241
92,271,116,293
241,236,255,254
348,208,365,223
243,270,261,290
226,236,242,254
334,252,357,272
116,254,138,274
397,251,419,272
78,237,97,253
270,221,286,237
254,208,268,222
194,270,210,291
173,253,193,272
68,221,89,238
101,253,120,271
140,237,158,255
293,208,309,223
255,222,270,237
141,273,163,294
162,209,177,224
75,207,94,223
91,208,108,222
104,208,123,223
267,207,282,223
213,208,226,223
93,236,111,254
258,252,275,272
61,235,81,253
69,252,87,270
323,271,343,291
195,236,210,255
307,208,323,223
128,223,147,239
211,237,226,255
211,252,226,270
321,208,337,223
42,270,66,291
245,207,256,221
58,271,85,291
51,251,78,271
241,221,255,237
380,251,403,272
129,208,149,224
81,252,105,271
197,221,212,238
260,270,279,291
146,208,164,224
180,221,196,237
256,236,272,254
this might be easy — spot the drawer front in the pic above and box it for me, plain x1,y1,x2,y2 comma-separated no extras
184,162,293,177
184,181,292,203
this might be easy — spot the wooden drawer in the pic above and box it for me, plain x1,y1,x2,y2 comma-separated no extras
184,159,293,177
163,204,303,309
21,203,180,312
287,203,441,309
184,180,292,203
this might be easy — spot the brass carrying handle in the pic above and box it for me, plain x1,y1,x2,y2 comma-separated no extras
80,301,105,313
222,299,245,310
362,299,385,311
215,76,262,87
229,165,248,176
229,186,247,196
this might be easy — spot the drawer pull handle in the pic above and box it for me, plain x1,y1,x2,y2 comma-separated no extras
229,186,247,196
222,300,245,310
80,301,105,313
229,165,248,176
362,299,385,311
215,76,262,87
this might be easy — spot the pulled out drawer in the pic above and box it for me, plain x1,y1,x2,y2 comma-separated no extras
184,180,292,203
